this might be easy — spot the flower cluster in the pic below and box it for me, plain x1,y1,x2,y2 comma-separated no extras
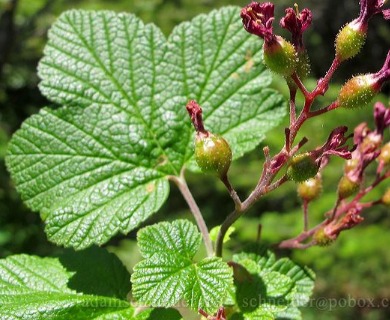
237,1,390,251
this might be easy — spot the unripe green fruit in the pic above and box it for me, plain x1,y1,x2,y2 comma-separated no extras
287,153,318,182
337,176,360,199
195,133,232,177
335,23,366,61
263,36,297,76
361,133,382,153
337,75,377,109
314,228,334,247
296,50,311,79
379,142,390,165
382,189,390,206
344,159,358,174
297,176,322,201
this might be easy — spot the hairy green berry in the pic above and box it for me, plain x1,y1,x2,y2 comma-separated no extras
297,50,311,78
287,153,318,182
344,159,359,174
335,22,366,61
382,189,390,206
297,176,322,201
379,142,390,165
337,176,360,199
263,36,297,76
314,228,334,247
195,133,232,177
337,75,377,109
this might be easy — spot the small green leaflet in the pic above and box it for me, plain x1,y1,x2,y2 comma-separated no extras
6,7,286,249
131,220,233,313
230,251,315,320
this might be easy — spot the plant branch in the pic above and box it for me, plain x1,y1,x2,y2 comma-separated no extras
278,171,390,249
221,175,242,210
311,57,341,98
289,86,297,124
291,73,308,96
170,171,214,257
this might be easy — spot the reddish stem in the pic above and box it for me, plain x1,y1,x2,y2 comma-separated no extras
278,172,390,249
303,199,309,231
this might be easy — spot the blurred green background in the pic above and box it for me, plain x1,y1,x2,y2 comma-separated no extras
0,0,389,319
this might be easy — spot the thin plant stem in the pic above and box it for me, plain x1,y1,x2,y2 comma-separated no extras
221,175,242,210
289,86,297,124
170,172,214,257
303,199,309,232
216,174,288,257
278,172,390,249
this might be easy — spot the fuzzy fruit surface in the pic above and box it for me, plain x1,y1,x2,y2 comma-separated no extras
195,133,232,177
314,229,334,247
337,75,376,109
382,189,390,206
297,176,322,201
379,142,390,164
335,23,366,61
337,176,360,199
263,36,297,76
344,159,359,173
296,50,311,79
287,153,318,182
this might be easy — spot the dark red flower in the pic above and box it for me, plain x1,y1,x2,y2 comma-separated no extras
374,101,390,136
372,50,390,90
241,2,275,43
311,127,353,164
186,100,206,134
280,6,312,51
354,0,389,31
324,205,364,240
345,102,389,183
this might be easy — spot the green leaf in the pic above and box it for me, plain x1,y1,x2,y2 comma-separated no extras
58,246,131,299
95,308,183,320
137,219,201,259
209,226,235,244
135,308,183,320
6,7,286,249
0,254,134,319
166,7,286,164
132,220,233,313
232,250,315,320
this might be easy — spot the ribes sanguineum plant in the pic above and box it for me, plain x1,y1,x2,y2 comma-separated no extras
1,0,389,319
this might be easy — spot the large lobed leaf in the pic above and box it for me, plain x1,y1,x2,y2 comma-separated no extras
6,7,286,249
0,249,183,320
131,220,233,313
0,252,130,319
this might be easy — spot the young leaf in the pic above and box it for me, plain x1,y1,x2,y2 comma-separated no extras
232,250,315,320
0,254,133,319
131,220,233,313
6,7,286,249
